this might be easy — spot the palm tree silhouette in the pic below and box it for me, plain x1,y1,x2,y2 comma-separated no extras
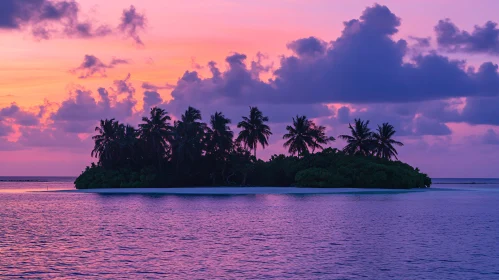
171,106,207,168
208,112,234,158
310,123,335,153
283,116,335,156
138,107,171,167
118,124,140,165
181,106,203,124
236,106,272,158
372,122,404,160
283,115,316,156
91,119,122,167
339,119,374,156
206,112,234,183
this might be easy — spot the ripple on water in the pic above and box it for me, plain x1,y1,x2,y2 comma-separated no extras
1,183,499,279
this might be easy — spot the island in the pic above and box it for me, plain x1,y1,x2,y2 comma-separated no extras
75,106,431,190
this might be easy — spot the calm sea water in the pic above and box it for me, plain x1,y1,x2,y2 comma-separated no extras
1,178,499,279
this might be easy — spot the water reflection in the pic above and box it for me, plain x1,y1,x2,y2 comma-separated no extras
1,183,499,279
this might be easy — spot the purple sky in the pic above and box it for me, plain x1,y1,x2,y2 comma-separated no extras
1,0,499,177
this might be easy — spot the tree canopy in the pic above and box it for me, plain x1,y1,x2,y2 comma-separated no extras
77,107,429,189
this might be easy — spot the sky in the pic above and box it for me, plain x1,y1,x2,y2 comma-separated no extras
1,0,499,177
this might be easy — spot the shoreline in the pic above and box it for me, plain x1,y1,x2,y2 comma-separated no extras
42,186,435,195
433,182,497,185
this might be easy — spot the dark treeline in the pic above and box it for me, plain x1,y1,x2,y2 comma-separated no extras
75,106,431,189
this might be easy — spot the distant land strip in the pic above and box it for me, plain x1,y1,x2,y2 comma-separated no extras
0,179,47,182
433,182,497,185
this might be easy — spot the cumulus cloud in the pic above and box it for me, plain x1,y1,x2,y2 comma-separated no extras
0,1,147,44
435,19,499,55
270,5,499,104
286,37,328,57
70,55,129,79
0,0,113,39
0,0,79,29
413,95,499,126
118,5,146,45
17,126,91,150
4,3,493,145
1,75,142,153
143,91,163,112
0,103,39,126
4,3,499,163
166,4,499,109
459,96,499,125
112,73,135,96
332,103,452,137
150,55,329,126
250,52,273,79
51,75,136,133
0,103,41,151
145,3,499,140
168,54,271,112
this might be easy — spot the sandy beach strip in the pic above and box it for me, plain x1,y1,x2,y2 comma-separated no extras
46,187,431,195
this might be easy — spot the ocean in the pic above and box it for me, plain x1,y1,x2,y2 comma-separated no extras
1,177,498,279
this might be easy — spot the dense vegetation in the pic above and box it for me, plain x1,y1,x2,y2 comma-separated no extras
75,106,431,189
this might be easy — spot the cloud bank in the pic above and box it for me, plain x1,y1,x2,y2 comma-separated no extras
2,3,499,177
0,1,146,44
435,19,499,55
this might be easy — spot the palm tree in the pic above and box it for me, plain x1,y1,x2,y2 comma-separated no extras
372,123,404,160
236,106,272,157
338,119,374,156
283,116,335,156
138,107,171,167
118,124,141,165
182,106,203,123
91,119,122,167
283,115,315,156
171,106,208,167
310,123,335,153
208,112,234,157
205,112,234,184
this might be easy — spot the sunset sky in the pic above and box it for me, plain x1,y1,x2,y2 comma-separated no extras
1,0,499,177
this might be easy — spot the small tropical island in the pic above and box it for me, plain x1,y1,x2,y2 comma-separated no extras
75,106,431,189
